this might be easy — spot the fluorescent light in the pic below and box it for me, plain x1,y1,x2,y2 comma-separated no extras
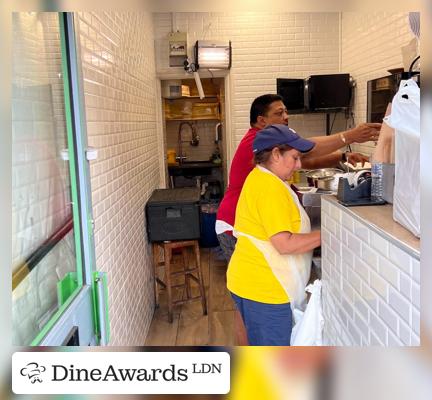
195,40,231,69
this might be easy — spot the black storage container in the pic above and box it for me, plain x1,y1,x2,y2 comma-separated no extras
146,188,201,242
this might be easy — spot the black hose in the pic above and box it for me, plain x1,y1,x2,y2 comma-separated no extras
409,55,420,72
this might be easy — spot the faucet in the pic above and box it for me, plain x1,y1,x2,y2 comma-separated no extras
215,122,222,143
177,122,199,164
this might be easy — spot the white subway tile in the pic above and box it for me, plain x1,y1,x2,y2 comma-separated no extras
369,270,388,300
370,231,389,258
347,319,362,345
411,333,420,346
411,258,420,283
369,311,387,344
329,203,341,222
354,220,370,243
388,286,411,324
361,283,378,312
388,243,411,275
411,281,420,311
346,231,361,254
353,291,369,322
325,213,337,237
355,258,370,284
378,300,398,335
387,329,404,346
411,308,420,336
330,232,342,255
342,245,354,268
378,256,399,290
370,330,384,346
342,279,354,303
341,294,354,320
361,243,379,271
354,311,369,342
398,319,411,345
341,212,354,232
399,271,411,301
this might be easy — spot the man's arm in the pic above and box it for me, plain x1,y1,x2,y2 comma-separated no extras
301,151,369,169
303,123,381,160
301,151,342,169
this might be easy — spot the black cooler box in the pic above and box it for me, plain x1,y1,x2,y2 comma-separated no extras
146,188,201,242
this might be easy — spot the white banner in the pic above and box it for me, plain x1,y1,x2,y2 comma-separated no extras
12,351,230,394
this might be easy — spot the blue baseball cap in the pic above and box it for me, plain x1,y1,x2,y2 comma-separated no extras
253,124,315,153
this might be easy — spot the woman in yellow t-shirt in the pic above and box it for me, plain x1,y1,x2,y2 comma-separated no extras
227,124,321,345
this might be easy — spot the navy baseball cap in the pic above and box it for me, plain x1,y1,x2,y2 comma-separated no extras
253,124,315,153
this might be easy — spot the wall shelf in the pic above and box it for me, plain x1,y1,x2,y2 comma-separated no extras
165,96,219,100
165,117,220,121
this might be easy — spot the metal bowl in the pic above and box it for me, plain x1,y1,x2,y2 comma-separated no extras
305,168,344,179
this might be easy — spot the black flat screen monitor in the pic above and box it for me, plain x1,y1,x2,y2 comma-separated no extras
307,73,351,111
276,78,306,114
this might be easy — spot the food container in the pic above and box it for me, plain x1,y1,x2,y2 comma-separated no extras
306,168,344,191
146,188,201,242
167,149,177,165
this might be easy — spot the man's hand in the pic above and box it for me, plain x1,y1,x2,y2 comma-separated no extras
346,152,369,166
346,123,381,144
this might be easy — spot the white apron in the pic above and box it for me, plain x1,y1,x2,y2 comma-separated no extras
235,167,312,310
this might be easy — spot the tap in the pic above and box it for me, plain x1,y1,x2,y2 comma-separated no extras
177,122,200,163
215,122,222,143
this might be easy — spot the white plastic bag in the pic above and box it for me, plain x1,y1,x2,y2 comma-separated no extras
384,78,420,237
291,279,324,346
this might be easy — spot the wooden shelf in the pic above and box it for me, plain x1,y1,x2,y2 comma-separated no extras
165,117,220,121
165,96,219,100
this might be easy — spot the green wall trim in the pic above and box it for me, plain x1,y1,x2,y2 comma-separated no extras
59,12,84,288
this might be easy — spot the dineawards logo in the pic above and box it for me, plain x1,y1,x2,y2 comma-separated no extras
12,352,230,395
20,362,47,384
51,362,188,382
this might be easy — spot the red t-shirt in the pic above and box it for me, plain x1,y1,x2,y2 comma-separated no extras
216,127,259,229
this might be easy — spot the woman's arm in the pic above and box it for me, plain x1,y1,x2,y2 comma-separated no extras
270,230,321,255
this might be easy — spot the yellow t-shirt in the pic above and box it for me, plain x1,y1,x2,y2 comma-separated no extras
227,167,301,304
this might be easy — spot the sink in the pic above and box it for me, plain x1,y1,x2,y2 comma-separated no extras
169,160,220,168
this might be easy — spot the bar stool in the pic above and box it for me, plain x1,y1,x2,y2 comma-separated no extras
152,239,207,323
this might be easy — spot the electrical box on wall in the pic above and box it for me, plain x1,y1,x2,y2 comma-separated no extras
168,32,187,67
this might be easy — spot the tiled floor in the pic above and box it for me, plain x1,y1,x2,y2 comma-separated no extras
144,247,236,346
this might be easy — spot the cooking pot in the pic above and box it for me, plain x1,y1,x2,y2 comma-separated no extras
306,168,344,191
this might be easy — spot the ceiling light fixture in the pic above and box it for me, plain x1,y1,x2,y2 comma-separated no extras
194,40,232,70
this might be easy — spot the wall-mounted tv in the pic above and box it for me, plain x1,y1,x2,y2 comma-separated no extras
276,78,306,114
277,74,352,113
306,73,351,111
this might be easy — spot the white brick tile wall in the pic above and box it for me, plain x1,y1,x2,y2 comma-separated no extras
399,271,412,301
322,197,419,346
166,120,219,161
388,243,412,275
77,11,160,346
411,258,420,283
153,12,342,155
341,12,414,155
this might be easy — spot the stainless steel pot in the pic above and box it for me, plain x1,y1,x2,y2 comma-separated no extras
306,168,344,191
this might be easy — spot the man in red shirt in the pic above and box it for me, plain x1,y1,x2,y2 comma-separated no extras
216,94,381,344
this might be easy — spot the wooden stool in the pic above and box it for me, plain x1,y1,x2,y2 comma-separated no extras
152,239,207,323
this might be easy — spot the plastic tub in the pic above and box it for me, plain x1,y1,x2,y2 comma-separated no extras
199,203,219,248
